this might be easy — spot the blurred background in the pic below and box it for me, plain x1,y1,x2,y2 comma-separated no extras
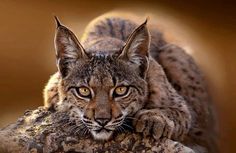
0,0,235,152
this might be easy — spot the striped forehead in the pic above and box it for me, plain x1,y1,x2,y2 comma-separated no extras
88,55,115,88
89,73,114,88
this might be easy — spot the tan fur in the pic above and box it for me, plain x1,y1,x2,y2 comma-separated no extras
44,13,217,152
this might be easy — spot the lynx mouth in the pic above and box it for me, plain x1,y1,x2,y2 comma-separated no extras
94,128,112,133
91,128,114,140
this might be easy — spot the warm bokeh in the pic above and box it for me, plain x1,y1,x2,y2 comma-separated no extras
0,0,235,152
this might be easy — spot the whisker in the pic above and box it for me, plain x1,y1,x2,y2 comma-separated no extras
119,125,126,133
112,118,124,123
125,116,137,120
61,121,75,128
82,127,89,136
122,123,133,130
75,127,83,135
82,119,93,124
111,122,122,127
68,125,79,134
118,126,123,134
115,126,121,134
77,126,87,136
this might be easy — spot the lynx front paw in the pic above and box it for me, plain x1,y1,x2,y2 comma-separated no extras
133,109,174,140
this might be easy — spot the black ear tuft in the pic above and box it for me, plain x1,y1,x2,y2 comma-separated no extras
54,16,62,28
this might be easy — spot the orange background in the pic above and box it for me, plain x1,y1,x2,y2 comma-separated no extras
0,1,235,152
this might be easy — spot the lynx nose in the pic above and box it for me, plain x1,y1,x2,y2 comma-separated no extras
95,118,110,126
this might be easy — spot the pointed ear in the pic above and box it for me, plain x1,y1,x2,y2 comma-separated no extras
54,17,87,77
119,19,150,78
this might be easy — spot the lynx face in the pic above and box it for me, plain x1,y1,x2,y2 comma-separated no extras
54,19,150,140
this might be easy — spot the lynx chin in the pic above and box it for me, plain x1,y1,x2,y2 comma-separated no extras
44,14,217,152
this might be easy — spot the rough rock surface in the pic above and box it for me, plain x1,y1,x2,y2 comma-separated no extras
0,107,194,153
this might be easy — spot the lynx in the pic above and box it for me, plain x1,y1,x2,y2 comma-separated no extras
44,14,217,152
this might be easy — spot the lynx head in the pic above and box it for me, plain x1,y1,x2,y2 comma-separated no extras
54,17,150,140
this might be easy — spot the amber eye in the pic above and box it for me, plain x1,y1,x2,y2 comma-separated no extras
75,87,91,98
114,86,129,97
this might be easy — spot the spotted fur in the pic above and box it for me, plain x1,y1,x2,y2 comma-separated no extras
43,14,217,152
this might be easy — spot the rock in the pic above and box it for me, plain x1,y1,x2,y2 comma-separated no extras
0,106,195,153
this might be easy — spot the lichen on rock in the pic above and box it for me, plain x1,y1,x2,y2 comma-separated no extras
0,106,194,153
